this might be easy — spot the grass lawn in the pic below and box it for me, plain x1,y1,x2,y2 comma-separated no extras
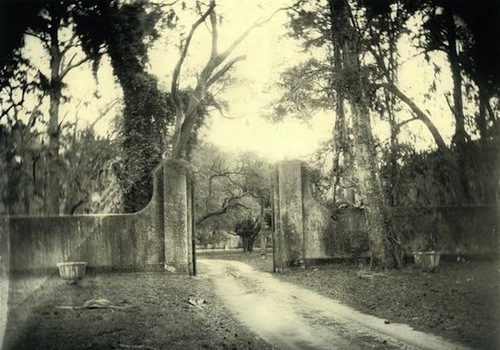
4,270,272,350
5,251,499,350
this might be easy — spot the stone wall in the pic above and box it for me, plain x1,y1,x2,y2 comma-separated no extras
273,160,500,271
0,159,195,275
0,217,9,348
389,206,499,257
332,206,500,258
0,159,196,349
163,160,196,274
273,161,305,272
7,211,162,273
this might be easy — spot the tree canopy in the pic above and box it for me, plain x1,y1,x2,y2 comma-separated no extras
191,142,272,252
275,0,500,267
0,0,177,213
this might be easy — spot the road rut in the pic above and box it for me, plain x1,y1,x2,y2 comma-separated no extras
199,259,470,350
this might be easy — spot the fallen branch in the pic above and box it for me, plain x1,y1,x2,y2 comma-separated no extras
118,345,160,350
187,298,207,308
56,298,131,311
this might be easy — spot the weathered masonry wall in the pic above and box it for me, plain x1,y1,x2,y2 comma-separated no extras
333,206,499,258
0,159,196,349
273,160,500,271
0,217,9,348
0,159,195,275
7,212,162,274
163,160,196,275
273,162,306,272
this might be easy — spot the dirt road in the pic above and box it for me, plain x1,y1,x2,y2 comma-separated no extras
199,259,470,350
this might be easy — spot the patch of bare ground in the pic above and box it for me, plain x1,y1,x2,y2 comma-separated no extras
3,270,272,350
201,251,500,350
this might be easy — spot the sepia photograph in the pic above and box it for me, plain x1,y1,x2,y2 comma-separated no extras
0,0,499,349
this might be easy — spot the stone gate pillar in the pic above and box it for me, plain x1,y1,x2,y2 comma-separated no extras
273,160,305,272
163,159,195,275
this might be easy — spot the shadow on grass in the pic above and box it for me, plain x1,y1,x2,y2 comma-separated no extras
4,271,272,350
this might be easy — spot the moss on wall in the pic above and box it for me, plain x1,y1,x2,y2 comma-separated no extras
8,208,163,273
4,164,166,274
275,161,499,266
273,161,305,271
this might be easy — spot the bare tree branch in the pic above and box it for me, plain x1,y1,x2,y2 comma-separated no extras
379,83,449,151
208,171,246,195
210,6,218,59
60,54,89,79
90,99,120,129
150,0,180,8
170,1,287,158
395,117,419,129
171,0,215,104
216,6,285,64
196,202,251,225
207,55,246,88
61,33,78,56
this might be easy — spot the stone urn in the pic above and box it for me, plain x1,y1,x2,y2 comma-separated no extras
57,262,87,284
413,251,441,271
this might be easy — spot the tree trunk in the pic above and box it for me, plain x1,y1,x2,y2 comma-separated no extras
329,0,396,268
351,99,396,268
444,6,471,203
259,230,268,257
331,36,346,205
47,12,62,214
387,108,397,206
444,8,467,147
386,25,398,207
242,236,255,253
259,198,267,257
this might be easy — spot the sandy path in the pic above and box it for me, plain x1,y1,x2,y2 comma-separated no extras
199,259,470,350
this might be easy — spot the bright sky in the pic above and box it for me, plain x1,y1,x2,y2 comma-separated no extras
19,0,457,161
148,0,334,161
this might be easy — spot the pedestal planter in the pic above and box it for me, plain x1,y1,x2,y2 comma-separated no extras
413,251,441,271
57,262,87,284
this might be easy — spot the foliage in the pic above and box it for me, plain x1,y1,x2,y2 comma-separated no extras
0,0,118,213
58,125,121,213
93,0,177,212
234,215,261,253
271,58,334,122
195,229,231,249
380,138,500,206
0,0,134,214
414,0,500,98
114,72,174,212
191,142,272,252
283,0,500,199
102,1,215,212
0,0,216,214
278,0,500,268
0,116,120,215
